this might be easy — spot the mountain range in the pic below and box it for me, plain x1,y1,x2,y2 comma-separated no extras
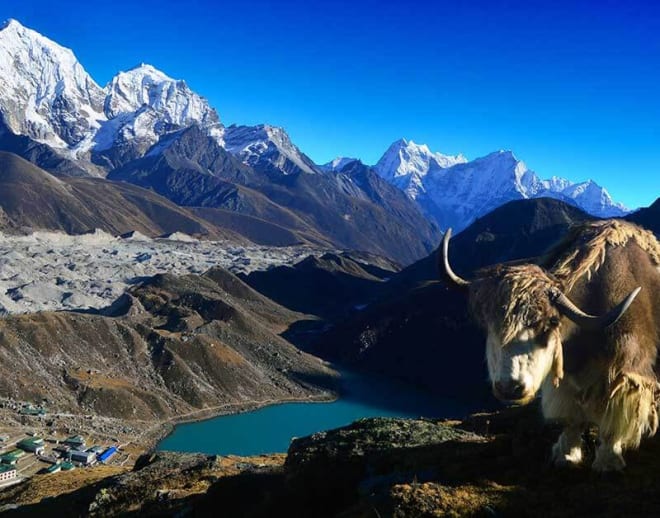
0,19,633,264
325,139,628,231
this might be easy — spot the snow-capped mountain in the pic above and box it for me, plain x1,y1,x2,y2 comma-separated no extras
0,19,106,149
0,19,630,254
373,138,467,199
550,180,627,218
373,142,628,231
98,64,222,151
0,19,221,163
223,124,319,176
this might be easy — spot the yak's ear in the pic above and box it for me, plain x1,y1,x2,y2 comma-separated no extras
439,229,470,291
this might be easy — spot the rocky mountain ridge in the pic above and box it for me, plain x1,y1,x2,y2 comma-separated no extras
0,20,440,264
0,19,628,248
326,139,628,231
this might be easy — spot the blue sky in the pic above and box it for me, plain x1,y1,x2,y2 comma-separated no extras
2,0,660,208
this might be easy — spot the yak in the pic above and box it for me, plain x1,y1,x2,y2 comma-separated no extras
441,220,660,471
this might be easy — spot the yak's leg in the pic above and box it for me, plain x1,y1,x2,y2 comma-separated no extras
552,424,584,466
541,379,585,466
593,439,625,472
593,372,659,472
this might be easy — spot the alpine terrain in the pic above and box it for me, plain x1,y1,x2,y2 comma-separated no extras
0,19,629,260
323,139,628,232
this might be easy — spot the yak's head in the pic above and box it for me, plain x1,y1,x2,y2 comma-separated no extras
440,229,641,405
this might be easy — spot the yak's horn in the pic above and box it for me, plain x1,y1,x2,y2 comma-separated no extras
439,228,470,289
551,287,641,330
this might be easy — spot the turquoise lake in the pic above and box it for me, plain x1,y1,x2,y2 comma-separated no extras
158,370,474,456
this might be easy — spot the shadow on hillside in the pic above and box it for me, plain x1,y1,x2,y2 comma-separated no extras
199,405,660,517
9,404,660,517
290,363,490,421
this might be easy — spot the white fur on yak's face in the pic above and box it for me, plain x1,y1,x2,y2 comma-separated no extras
467,264,566,405
486,325,561,404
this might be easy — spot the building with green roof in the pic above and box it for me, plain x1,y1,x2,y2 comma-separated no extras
17,437,45,454
0,449,25,465
63,435,85,449
45,463,61,474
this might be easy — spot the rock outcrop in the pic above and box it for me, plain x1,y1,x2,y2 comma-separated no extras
7,404,660,516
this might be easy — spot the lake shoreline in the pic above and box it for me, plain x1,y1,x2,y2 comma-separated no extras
154,366,470,457
145,390,339,454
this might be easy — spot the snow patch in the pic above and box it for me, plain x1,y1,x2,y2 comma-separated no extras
223,124,318,175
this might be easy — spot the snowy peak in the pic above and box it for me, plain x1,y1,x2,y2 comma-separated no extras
374,138,467,199
465,150,543,194
0,19,106,148
375,138,467,178
223,124,318,175
0,20,221,158
372,141,628,232
546,179,627,217
104,63,220,131
375,138,467,181
94,63,222,154
319,157,360,172
543,175,572,192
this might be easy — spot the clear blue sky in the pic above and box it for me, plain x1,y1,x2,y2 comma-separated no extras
2,0,660,208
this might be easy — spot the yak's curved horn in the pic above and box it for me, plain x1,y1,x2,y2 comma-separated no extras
440,228,470,289
551,287,641,330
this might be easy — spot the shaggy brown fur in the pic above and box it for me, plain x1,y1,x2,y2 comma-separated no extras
543,220,660,291
469,264,562,346
460,219,660,469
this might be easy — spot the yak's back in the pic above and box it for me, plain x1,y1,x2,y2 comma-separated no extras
542,220,660,290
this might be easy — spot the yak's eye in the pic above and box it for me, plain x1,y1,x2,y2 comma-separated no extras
549,316,560,327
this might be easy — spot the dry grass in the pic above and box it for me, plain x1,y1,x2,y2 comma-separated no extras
391,481,515,518
0,465,128,507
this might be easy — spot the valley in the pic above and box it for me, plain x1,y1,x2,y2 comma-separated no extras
0,14,656,518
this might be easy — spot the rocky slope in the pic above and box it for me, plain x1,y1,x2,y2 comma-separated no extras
242,251,399,320
0,266,335,434
391,197,594,287
0,151,240,239
110,127,441,264
6,404,660,517
626,197,660,235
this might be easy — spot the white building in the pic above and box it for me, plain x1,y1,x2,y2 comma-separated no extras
0,465,17,482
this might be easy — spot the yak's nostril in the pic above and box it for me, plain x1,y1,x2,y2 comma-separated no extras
494,380,526,401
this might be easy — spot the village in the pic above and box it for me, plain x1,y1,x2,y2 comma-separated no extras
0,399,133,489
